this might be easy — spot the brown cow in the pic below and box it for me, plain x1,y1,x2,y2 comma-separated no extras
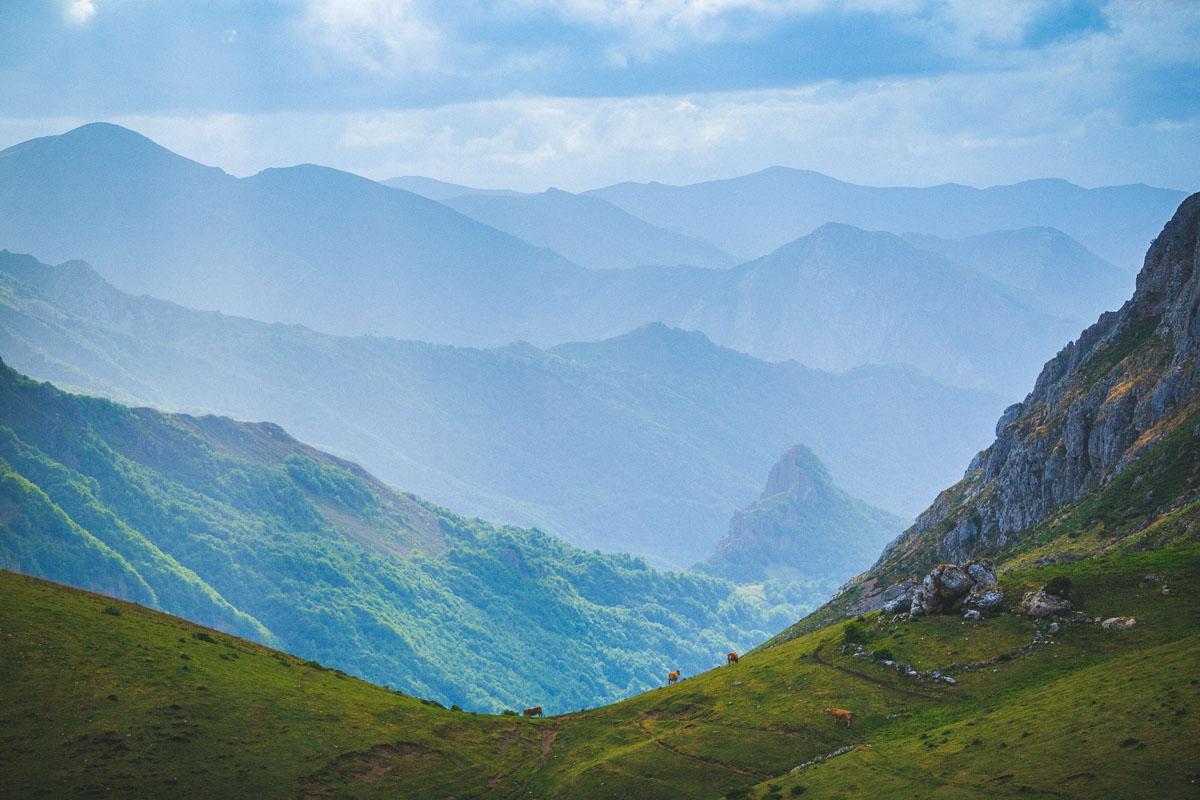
727,652,739,665
667,669,681,685
824,708,853,727
523,706,543,718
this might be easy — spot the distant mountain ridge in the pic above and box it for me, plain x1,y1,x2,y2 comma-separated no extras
0,250,1009,566
589,166,1187,270
0,123,586,344
665,222,1079,392
441,188,738,270
0,123,1145,396
902,227,1131,323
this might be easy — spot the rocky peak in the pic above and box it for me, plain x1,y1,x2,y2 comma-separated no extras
700,445,903,590
758,445,828,501
872,192,1200,581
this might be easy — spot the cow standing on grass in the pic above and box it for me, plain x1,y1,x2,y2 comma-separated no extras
824,708,853,727
727,652,739,665
667,670,681,685
523,706,543,718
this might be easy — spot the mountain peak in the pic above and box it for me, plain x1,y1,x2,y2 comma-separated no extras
759,444,831,500
701,444,903,587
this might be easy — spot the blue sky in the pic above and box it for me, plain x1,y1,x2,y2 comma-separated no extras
0,1,1197,191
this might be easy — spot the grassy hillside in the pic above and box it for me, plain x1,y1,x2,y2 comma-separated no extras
3,545,1197,799
0,361,772,713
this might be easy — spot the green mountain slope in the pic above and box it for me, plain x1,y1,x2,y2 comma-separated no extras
0,362,771,712
0,252,1009,565
3,545,1197,799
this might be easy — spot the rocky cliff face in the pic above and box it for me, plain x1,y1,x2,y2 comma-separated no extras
702,445,903,588
872,193,1200,582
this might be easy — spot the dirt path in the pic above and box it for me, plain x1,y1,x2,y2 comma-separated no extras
633,717,772,779
810,646,940,700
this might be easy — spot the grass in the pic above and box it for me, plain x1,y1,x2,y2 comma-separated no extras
3,545,1198,799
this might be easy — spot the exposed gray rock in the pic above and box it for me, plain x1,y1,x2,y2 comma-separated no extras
872,193,1200,573
1048,622,1061,635
880,578,916,614
963,609,982,621
910,559,1002,617
1102,616,1137,630
1019,589,1072,618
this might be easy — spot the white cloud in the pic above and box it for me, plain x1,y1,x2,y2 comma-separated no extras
62,0,97,26
296,0,443,73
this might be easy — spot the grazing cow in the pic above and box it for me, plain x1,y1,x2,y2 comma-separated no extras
824,708,853,727
523,706,543,718
667,669,681,685
727,652,739,665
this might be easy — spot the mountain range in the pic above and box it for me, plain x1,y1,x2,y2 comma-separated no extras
589,166,1187,270
0,123,1164,396
0,249,1004,566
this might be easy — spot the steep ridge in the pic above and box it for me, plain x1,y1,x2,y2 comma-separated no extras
0,361,766,712
700,445,903,597
0,254,1005,564
812,192,1200,619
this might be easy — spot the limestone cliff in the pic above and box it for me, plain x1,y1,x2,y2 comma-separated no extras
872,192,1200,582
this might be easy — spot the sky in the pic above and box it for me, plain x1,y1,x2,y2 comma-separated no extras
0,0,1197,192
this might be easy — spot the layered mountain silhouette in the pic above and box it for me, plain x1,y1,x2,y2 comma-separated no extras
0,123,586,344
654,223,1080,392
440,188,737,270
589,166,1187,270
0,251,1008,566
0,124,1164,396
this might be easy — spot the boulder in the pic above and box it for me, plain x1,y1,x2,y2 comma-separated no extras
1019,589,1072,618
910,559,1002,617
963,609,982,621
1102,616,1137,630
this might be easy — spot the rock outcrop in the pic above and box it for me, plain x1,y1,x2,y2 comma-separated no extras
701,445,903,588
1019,589,1072,618
892,559,1001,617
873,193,1200,579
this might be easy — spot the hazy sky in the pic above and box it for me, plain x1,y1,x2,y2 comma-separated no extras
1,0,1197,191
